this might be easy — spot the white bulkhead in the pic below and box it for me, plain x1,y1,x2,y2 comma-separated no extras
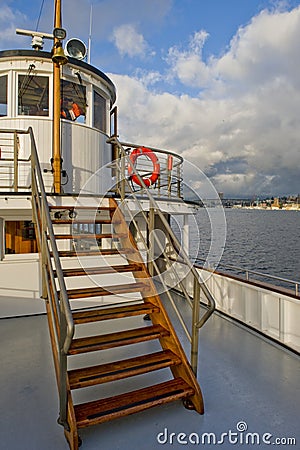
0,50,116,193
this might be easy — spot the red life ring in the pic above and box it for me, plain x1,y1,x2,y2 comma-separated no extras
128,147,160,187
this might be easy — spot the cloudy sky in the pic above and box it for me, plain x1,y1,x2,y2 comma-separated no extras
1,0,300,197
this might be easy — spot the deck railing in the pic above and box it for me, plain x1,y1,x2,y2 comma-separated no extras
108,136,216,376
114,141,183,200
0,129,31,191
195,258,299,297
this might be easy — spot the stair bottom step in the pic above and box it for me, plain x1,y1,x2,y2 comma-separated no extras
75,378,194,428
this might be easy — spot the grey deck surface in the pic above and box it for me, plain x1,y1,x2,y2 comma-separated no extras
1,309,299,450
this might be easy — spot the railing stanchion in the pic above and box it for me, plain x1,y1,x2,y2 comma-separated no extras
41,222,48,300
120,153,125,201
13,131,18,192
191,278,200,376
148,207,155,277
177,165,181,198
58,307,69,428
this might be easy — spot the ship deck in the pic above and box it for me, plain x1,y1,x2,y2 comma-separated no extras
1,294,299,450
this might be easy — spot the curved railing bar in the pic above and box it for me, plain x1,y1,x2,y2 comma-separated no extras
120,141,184,165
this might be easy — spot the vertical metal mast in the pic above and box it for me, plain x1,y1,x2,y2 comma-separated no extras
88,4,93,64
52,0,63,193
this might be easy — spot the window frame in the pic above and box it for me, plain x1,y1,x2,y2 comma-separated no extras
60,78,87,123
93,89,108,133
17,72,50,117
0,74,8,117
4,220,37,254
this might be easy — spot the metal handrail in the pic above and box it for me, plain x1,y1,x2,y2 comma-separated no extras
124,204,193,340
116,141,183,199
26,126,73,428
109,136,216,376
120,141,184,164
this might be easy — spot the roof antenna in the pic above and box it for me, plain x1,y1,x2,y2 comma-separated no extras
88,3,93,64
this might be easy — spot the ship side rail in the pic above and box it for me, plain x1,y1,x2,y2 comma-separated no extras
0,129,31,191
195,257,299,296
160,254,300,353
108,136,216,376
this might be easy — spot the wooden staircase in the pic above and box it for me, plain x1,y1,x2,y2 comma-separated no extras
44,196,204,450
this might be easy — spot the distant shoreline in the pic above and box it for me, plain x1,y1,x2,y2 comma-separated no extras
232,205,300,211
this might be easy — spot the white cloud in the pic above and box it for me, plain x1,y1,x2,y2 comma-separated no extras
110,6,300,196
112,24,152,58
214,7,300,92
166,30,211,88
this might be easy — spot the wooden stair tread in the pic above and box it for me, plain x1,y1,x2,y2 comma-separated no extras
68,350,182,389
52,219,116,224
49,206,115,211
58,263,143,278
72,302,159,324
52,248,133,257
49,233,126,240
66,281,149,299
68,325,169,355
74,378,194,428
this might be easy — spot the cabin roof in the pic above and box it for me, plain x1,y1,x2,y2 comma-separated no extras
0,49,116,104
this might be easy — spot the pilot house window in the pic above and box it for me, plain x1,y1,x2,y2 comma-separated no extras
61,80,86,122
0,75,7,116
18,74,49,116
93,91,106,132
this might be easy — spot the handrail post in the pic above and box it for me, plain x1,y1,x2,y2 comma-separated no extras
30,131,46,299
148,207,155,276
191,277,200,376
13,131,19,192
177,165,181,199
167,155,172,197
58,305,69,429
157,172,161,196
110,106,118,180
120,153,125,200
41,201,48,299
